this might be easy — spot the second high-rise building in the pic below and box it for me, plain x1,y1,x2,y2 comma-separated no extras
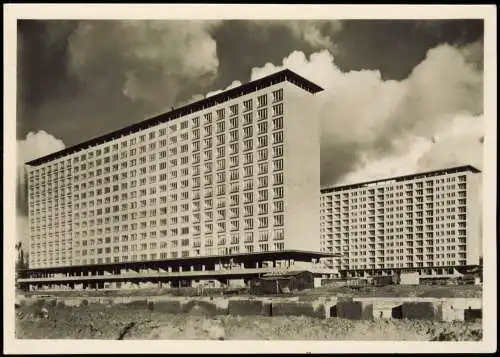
320,165,482,279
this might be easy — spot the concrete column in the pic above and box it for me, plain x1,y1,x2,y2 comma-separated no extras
179,266,183,272
202,265,205,271
168,267,172,273
190,265,194,272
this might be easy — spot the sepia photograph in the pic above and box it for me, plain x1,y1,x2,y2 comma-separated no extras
3,4,496,354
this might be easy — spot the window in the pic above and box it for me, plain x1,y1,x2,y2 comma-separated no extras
204,112,212,124
258,176,268,188
258,203,268,215
257,94,267,107
244,179,253,191
258,149,268,162
272,117,283,130
216,108,225,120
243,99,252,112
258,135,268,147
243,126,253,138
223,155,236,169
229,142,239,155
244,192,253,204
258,189,268,201
229,104,238,116
229,117,238,129
216,146,225,158
258,216,268,228
229,169,239,181
204,150,212,161
273,186,284,199
257,108,268,121
273,159,283,171
243,139,253,152
257,122,268,134
258,162,268,175
272,103,283,117
243,165,253,177
244,218,253,230
272,131,283,144
243,152,253,165
272,89,283,102
273,215,284,226
243,112,252,125
229,130,238,142
273,200,284,213
216,134,225,146
216,121,225,133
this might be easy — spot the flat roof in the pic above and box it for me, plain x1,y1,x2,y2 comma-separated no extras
321,165,481,194
18,267,324,283
26,69,323,167
26,250,339,274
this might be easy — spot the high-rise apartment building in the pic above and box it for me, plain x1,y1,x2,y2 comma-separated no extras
320,165,482,279
25,69,324,274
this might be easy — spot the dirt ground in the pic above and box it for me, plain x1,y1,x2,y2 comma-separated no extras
15,303,482,341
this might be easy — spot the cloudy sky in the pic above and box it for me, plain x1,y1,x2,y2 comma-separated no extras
16,19,485,246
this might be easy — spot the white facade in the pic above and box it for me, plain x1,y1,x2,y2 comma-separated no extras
26,70,323,270
320,166,482,278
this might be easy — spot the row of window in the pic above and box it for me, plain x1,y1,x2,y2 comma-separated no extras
67,242,284,264
323,175,468,196
31,186,286,215
68,176,284,204
322,192,467,206
71,231,285,251
31,243,286,265
67,158,284,193
58,126,284,177
28,89,285,182
67,139,284,181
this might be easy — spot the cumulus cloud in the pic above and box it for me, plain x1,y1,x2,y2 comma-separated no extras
417,114,483,170
206,80,242,98
342,114,483,184
67,20,221,111
64,20,340,114
17,131,66,246
286,21,341,50
248,41,483,187
249,20,342,52
339,137,433,184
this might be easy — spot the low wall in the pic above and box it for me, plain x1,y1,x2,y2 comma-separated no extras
392,302,438,320
438,298,482,322
178,299,228,316
149,300,182,314
21,295,482,322
330,301,373,320
271,301,325,319
228,299,272,316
